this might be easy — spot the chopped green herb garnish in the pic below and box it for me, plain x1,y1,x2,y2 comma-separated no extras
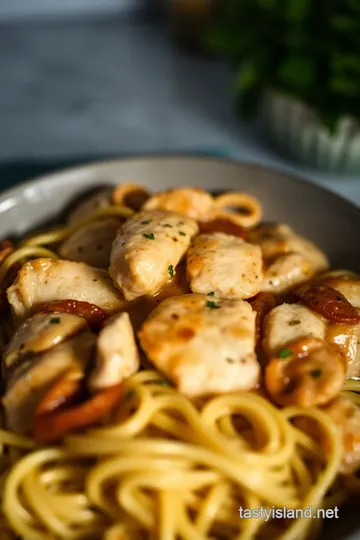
141,220,151,225
163,224,172,228
143,233,155,240
278,348,292,359
125,390,135,400
289,320,301,326
179,231,186,236
226,358,235,363
49,317,61,324
168,265,174,278
207,291,215,296
206,300,220,309
311,369,323,379
156,379,172,387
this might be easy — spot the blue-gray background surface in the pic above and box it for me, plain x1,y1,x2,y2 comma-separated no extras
0,6,360,204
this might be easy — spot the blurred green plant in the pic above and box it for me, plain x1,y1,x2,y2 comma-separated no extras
204,0,360,130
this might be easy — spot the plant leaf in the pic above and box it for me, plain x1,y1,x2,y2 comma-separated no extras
277,55,316,90
285,0,311,22
234,61,262,92
330,76,360,97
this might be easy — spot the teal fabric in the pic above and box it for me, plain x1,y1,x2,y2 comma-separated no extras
0,150,230,192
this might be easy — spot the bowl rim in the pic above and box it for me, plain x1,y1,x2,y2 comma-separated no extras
1,154,360,220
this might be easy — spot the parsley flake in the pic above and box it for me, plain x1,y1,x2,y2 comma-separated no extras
226,358,235,363
206,300,220,310
311,369,323,379
289,320,301,326
168,265,174,278
143,233,155,240
155,379,172,387
49,317,61,324
278,348,292,359
207,291,215,296
141,220,151,225
179,231,186,236
125,390,135,400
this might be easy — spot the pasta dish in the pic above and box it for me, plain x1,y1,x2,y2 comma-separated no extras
0,183,359,540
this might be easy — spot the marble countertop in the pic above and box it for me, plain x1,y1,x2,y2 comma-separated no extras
1,15,360,203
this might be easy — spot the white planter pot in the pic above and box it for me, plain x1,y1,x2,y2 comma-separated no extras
262,90,360,174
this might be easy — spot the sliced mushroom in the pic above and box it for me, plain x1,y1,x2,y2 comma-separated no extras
7,258,125,321
88,312,140,391
2,332,96,434
67,189,113,225
321,274,360,311
265,337,345,407
3,311,88,369
58,218,120,269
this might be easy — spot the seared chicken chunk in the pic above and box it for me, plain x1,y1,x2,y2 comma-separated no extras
59,218,119,269
320,273,360,379
138,294,259,397
89,312,140,391
7,258,124,320
67,188,113,225
323,274,360,311
3,332,96,434
3,312,88,368
263,303,326,356
248,224,328,294
109,211,198,301
186,233,263,299
142,187,216,221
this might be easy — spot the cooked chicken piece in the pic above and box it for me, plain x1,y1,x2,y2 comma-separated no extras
261,253,316,294
263,303,326,356
318,273,360,379
248,223,328,294
109,211,199,301
320,269,358,281
142,187,216,221
67,188,113,225
322,396,360,474
7,258,125,321
3,312,88,368
323,275,360,310
138,294,259,397
2,332,96,434
186,233,262,299
89,312,140,391
326,324,360,379
58,218,119,269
